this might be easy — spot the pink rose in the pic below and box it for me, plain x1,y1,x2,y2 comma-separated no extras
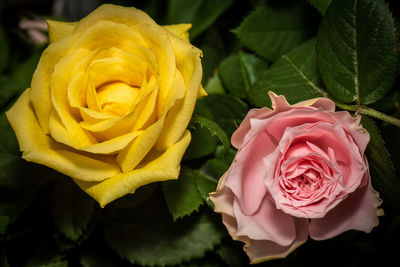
209,92,382,263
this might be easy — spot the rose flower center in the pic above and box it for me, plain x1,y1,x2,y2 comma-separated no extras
97,82,140,116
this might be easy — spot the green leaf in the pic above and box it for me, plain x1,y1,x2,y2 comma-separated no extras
52,176,96,241
218,55,248,98
40,261,68,267
0,25,9,73
204,73,225,95
80,250,119,267
163,166,204,220
307,0,332,15
0,215,9,234
166,0,233,39
192,116,230,155
194,151,235,206
104,192,224,266
195,94,248,137
193,171,218,205
238,51,268,91
216,241,246,267
197,27,225,83
362,116,400,212
316,0,398,104
249,38,326,107
184,124,217,159
233,3,316,61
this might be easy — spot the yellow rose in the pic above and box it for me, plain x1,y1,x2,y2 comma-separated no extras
6,4,206,207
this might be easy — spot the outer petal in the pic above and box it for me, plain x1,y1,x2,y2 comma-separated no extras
233,196,296,246
30,34,73,134
73,4,156,33
309,175,382,240
245,218,309,264
163,24,192,42
116,117,165,173
224,132,274,215
75,130,191,207
47,20,77,43
231,92,292,149
155,33,203,150
293,97,335,111
6,90,120,182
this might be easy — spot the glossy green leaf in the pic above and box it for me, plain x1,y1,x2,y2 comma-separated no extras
249,39,326,107
52,176,96,241
104,192,224,266
233,3,316,61
307,0,332,15
195,94,248,137
317,0,398,104
197,27,225,83
238,51,268,91
192,116,230,155
163,166,204,220
216,241,246,267
193,170,218,206
362,116,400,212
219,55,247,98
166,0,233,38
204,73,225,95
185,124,217,159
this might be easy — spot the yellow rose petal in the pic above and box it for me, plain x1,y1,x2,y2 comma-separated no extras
132,23,176,116
30,34,74,134
74,4,156,33
75,130,191,207
156,37,202,150
50,49,98,147
6,90,120,182
117,116,164,173
47,20,77,43
71,19,147,51
163,24,192,43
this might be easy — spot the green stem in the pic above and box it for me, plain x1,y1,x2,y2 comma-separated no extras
335,102,400,127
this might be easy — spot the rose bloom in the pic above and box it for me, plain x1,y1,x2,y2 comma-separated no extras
6,4,205,207
209,92,382,263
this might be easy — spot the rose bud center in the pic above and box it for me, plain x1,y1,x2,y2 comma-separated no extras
97,82,140,116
